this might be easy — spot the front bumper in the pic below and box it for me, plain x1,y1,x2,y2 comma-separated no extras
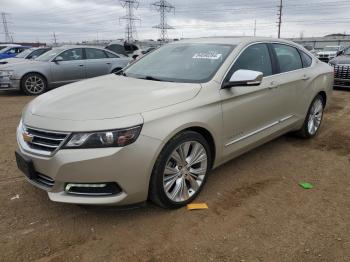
0,77,20,91
16,134,162,205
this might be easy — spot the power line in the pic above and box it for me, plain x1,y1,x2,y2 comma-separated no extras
151,0,175,43
277,0,283,38
1,12,13,43
119,0,140,42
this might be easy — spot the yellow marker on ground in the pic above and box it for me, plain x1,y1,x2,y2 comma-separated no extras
187,203,208,210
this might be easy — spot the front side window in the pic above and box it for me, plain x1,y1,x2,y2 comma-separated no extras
273,44,302,73
86,48,108,59
124,43,234,83
58,48,83,61
229,43,272,77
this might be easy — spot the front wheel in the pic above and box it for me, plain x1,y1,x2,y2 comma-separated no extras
149,131,211,208
296,94,325,138
21,73,47,96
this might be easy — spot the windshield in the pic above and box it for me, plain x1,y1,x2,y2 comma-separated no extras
0,46,8,51
0,46,12,54
35,48,65,61
124,43,235,83
16,48,33,58
324,46,339,52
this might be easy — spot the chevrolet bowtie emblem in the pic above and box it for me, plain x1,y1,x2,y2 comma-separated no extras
22,132,33,143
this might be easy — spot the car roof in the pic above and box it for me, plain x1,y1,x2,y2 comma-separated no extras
0,44,21,47
174,37,299,47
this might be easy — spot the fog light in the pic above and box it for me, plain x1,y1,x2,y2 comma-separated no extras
64,182,122,196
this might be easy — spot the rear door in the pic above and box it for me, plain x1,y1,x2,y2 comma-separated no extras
84,48,112,78
270,43,309,119
50,48,85,85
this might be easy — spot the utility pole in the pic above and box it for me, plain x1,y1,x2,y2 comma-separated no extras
151,0,175,43
119,0,140,43
254,19,256,37
1,12,13,43
52,32,57,46
277,0,283,38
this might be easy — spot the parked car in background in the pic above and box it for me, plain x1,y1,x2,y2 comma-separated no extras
0,46,132,95
105,41,143,59
15,37,333,208
0,47,52,65
0,46,31,60
317,45,344,63
329,47,350,89
0,43,21,51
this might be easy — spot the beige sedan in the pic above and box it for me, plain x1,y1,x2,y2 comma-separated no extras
15,37,333,208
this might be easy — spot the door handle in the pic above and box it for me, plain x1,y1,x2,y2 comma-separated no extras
78,64,84,67
106,62,111,65
302,75,310,81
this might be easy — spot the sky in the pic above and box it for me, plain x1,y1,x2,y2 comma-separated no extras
1,0,350,43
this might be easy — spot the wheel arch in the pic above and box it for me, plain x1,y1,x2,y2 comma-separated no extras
20,72,48,87
318,91,327,106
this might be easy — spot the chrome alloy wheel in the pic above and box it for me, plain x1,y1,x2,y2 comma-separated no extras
163,141,208,203
307,98,323,135
24,76,45,94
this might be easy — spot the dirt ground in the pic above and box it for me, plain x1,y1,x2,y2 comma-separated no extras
0,90,349,262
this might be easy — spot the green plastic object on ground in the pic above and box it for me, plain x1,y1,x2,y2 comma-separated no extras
299,182,314,189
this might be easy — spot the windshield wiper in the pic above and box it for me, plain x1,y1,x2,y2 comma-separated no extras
142,76,173,82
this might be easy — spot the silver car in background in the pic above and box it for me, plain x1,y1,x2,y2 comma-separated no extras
0,47,52,65
0,46,132,95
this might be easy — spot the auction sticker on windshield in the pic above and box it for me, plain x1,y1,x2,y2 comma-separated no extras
193,51,222,60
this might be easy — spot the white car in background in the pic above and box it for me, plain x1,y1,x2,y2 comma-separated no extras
317,46,344,62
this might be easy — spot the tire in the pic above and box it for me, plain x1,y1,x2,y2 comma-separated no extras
21,73,47,96
149,131,212,209
296,94,325,138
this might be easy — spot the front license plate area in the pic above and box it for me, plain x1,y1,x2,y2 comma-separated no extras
15,151,36,179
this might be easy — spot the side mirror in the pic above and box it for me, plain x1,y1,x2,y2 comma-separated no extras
54,56,63,63
222,69,263,89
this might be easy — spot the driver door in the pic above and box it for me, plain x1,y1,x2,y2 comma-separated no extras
220,43,287,158
50,48,86,86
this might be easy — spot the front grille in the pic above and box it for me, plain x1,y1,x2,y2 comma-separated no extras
334,65,350,80
23,126,69,155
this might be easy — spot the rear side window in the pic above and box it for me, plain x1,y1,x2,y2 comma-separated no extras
230,43,272,77
299,51,312,68
273,44,302,73
86,48,108,59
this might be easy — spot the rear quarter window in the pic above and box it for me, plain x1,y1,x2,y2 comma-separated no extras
299,51,313,68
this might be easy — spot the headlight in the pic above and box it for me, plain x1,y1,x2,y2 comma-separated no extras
0,70,14,77
63,126,142,149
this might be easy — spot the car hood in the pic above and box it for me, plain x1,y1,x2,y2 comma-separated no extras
0,57,25,65
0,59,47,70
28,74,202,121
329,55,350,65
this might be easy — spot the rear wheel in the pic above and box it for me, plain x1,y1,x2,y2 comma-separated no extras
149,131,211,208
21,73,47,96
296,94,325,138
